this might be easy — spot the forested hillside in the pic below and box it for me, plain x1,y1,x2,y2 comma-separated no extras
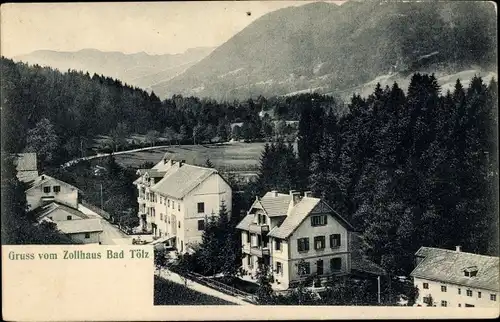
156,1,497,100
255,74,499,275
1,57,341,169
13,47,214,92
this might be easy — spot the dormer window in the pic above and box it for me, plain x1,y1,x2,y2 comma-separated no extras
464,266,478,277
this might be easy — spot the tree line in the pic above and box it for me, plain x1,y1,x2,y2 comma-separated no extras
1,57,341,170
291,74,498,275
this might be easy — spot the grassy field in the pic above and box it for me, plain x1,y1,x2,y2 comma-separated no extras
153,276,236,305
112,142,267,172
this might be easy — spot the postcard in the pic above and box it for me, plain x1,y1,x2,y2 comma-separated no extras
1,1,498,320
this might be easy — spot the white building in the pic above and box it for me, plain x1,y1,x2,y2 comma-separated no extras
52,219,103,244
25,172,103,244
25,174,80,211
133,156,232,253
236,190,385,290
411,246,499,308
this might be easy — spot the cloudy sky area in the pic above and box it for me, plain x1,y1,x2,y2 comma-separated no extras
1,1,345,58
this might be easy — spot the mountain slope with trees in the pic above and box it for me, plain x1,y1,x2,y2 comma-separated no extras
13,47,214,91
154,1,497,100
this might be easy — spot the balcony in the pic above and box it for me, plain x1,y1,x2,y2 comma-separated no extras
249,246,270,257
248,224,270,235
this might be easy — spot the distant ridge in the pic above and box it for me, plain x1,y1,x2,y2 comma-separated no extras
13,47,215,91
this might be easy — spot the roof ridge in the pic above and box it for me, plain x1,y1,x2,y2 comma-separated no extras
420,246,500,259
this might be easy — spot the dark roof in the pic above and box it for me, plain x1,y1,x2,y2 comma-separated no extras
151,164,217,199
32,202,88,220
26,174,78,191
411,247,499,292
350,233,387,276
136,169,166,178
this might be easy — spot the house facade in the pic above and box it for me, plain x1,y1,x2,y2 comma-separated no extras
54,219,103,244
25,174,80,211
411,246,499,308
133,156,232,253
236,190,384,291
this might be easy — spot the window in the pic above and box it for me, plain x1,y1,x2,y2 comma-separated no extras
458,304,461,307
43,186,51,193
197,202,205,213
160,213,163,221
198,220,205,231
330,234,341,248
317,260,324,275
180,241,183,253
67,215,72,220
167,216,170,224
257,213,262,224
330,258,342,272
168,200,170,207
466,290,473,297
491,294,497,301
298,262,310,275
246,232,251,243
465,304,475,307
178,203,180,211
275,239,281,251
458,288,461,295
314,236,326,250
423,297,432,305
53,186,61,193
84,233,90,239
423,283,429,289
478,292,482,299
172,201,175,209
247,255,251,266
441,285,447,292
178,221,181,228
297,238,310,252
276,262,282,275
311,215,327,226
441,301,447,307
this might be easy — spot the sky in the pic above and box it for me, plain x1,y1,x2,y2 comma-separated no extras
1,1,345,58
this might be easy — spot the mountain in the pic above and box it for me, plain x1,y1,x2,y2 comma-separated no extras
13,47,214,91
153,1,497,101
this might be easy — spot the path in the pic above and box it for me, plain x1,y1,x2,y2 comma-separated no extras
156,268,254,306
61,145,172,169
78,204,132,245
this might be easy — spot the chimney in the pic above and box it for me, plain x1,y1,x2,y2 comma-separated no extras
456,246,461,252
304,191,313,198
289,190,301,205
179,160,185,167
271,190,278,197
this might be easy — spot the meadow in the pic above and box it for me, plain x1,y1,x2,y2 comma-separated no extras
112,142,267,172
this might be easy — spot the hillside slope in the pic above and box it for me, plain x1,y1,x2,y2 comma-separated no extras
153,1,497,100
13,47,214,91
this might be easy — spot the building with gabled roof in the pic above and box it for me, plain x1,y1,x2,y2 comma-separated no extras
12,153,39,183
52,218,103,244
133,156,232,253
25,174,80,211
236,190,385,290
411,246,499,308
